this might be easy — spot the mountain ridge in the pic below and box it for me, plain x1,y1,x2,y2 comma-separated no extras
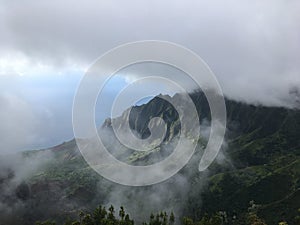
0,90,299,224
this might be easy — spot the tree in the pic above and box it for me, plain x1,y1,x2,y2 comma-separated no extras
278,222,288,225
294,208,300,224
36,204,292,225
36,221,56,225
119,206,125,221
169,212,175,225
245,201,267,225
182,217,194,225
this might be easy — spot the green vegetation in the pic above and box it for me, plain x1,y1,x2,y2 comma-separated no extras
36,203,300,225
1,91,299,225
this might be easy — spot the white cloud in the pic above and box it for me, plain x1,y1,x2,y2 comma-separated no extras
0,0,299,107
0,94,37,153
0,0,299,151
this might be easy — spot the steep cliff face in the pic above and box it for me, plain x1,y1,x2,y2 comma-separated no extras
104,90,299,145
103,94,182,142
103,90,300,166
101,90,300,224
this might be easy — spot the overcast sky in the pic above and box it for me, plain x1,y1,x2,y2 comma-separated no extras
0,0,299,153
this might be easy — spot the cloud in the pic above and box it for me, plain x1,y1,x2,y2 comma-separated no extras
0,94,37,153
0,150,57,223
0,0,299,151
0,0,299,107
0,74,82,153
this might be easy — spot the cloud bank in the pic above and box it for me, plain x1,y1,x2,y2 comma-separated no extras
0,0,299,152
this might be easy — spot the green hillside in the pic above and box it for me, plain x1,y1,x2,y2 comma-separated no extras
0,91,299,225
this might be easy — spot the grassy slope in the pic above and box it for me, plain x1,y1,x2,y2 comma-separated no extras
14,92,300,224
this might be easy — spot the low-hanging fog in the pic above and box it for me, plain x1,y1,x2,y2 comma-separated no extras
0,1,299,224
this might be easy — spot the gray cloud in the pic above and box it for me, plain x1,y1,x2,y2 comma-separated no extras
0,0,299,107
0,0,299,152
0,74,81,153
0,94,37,153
